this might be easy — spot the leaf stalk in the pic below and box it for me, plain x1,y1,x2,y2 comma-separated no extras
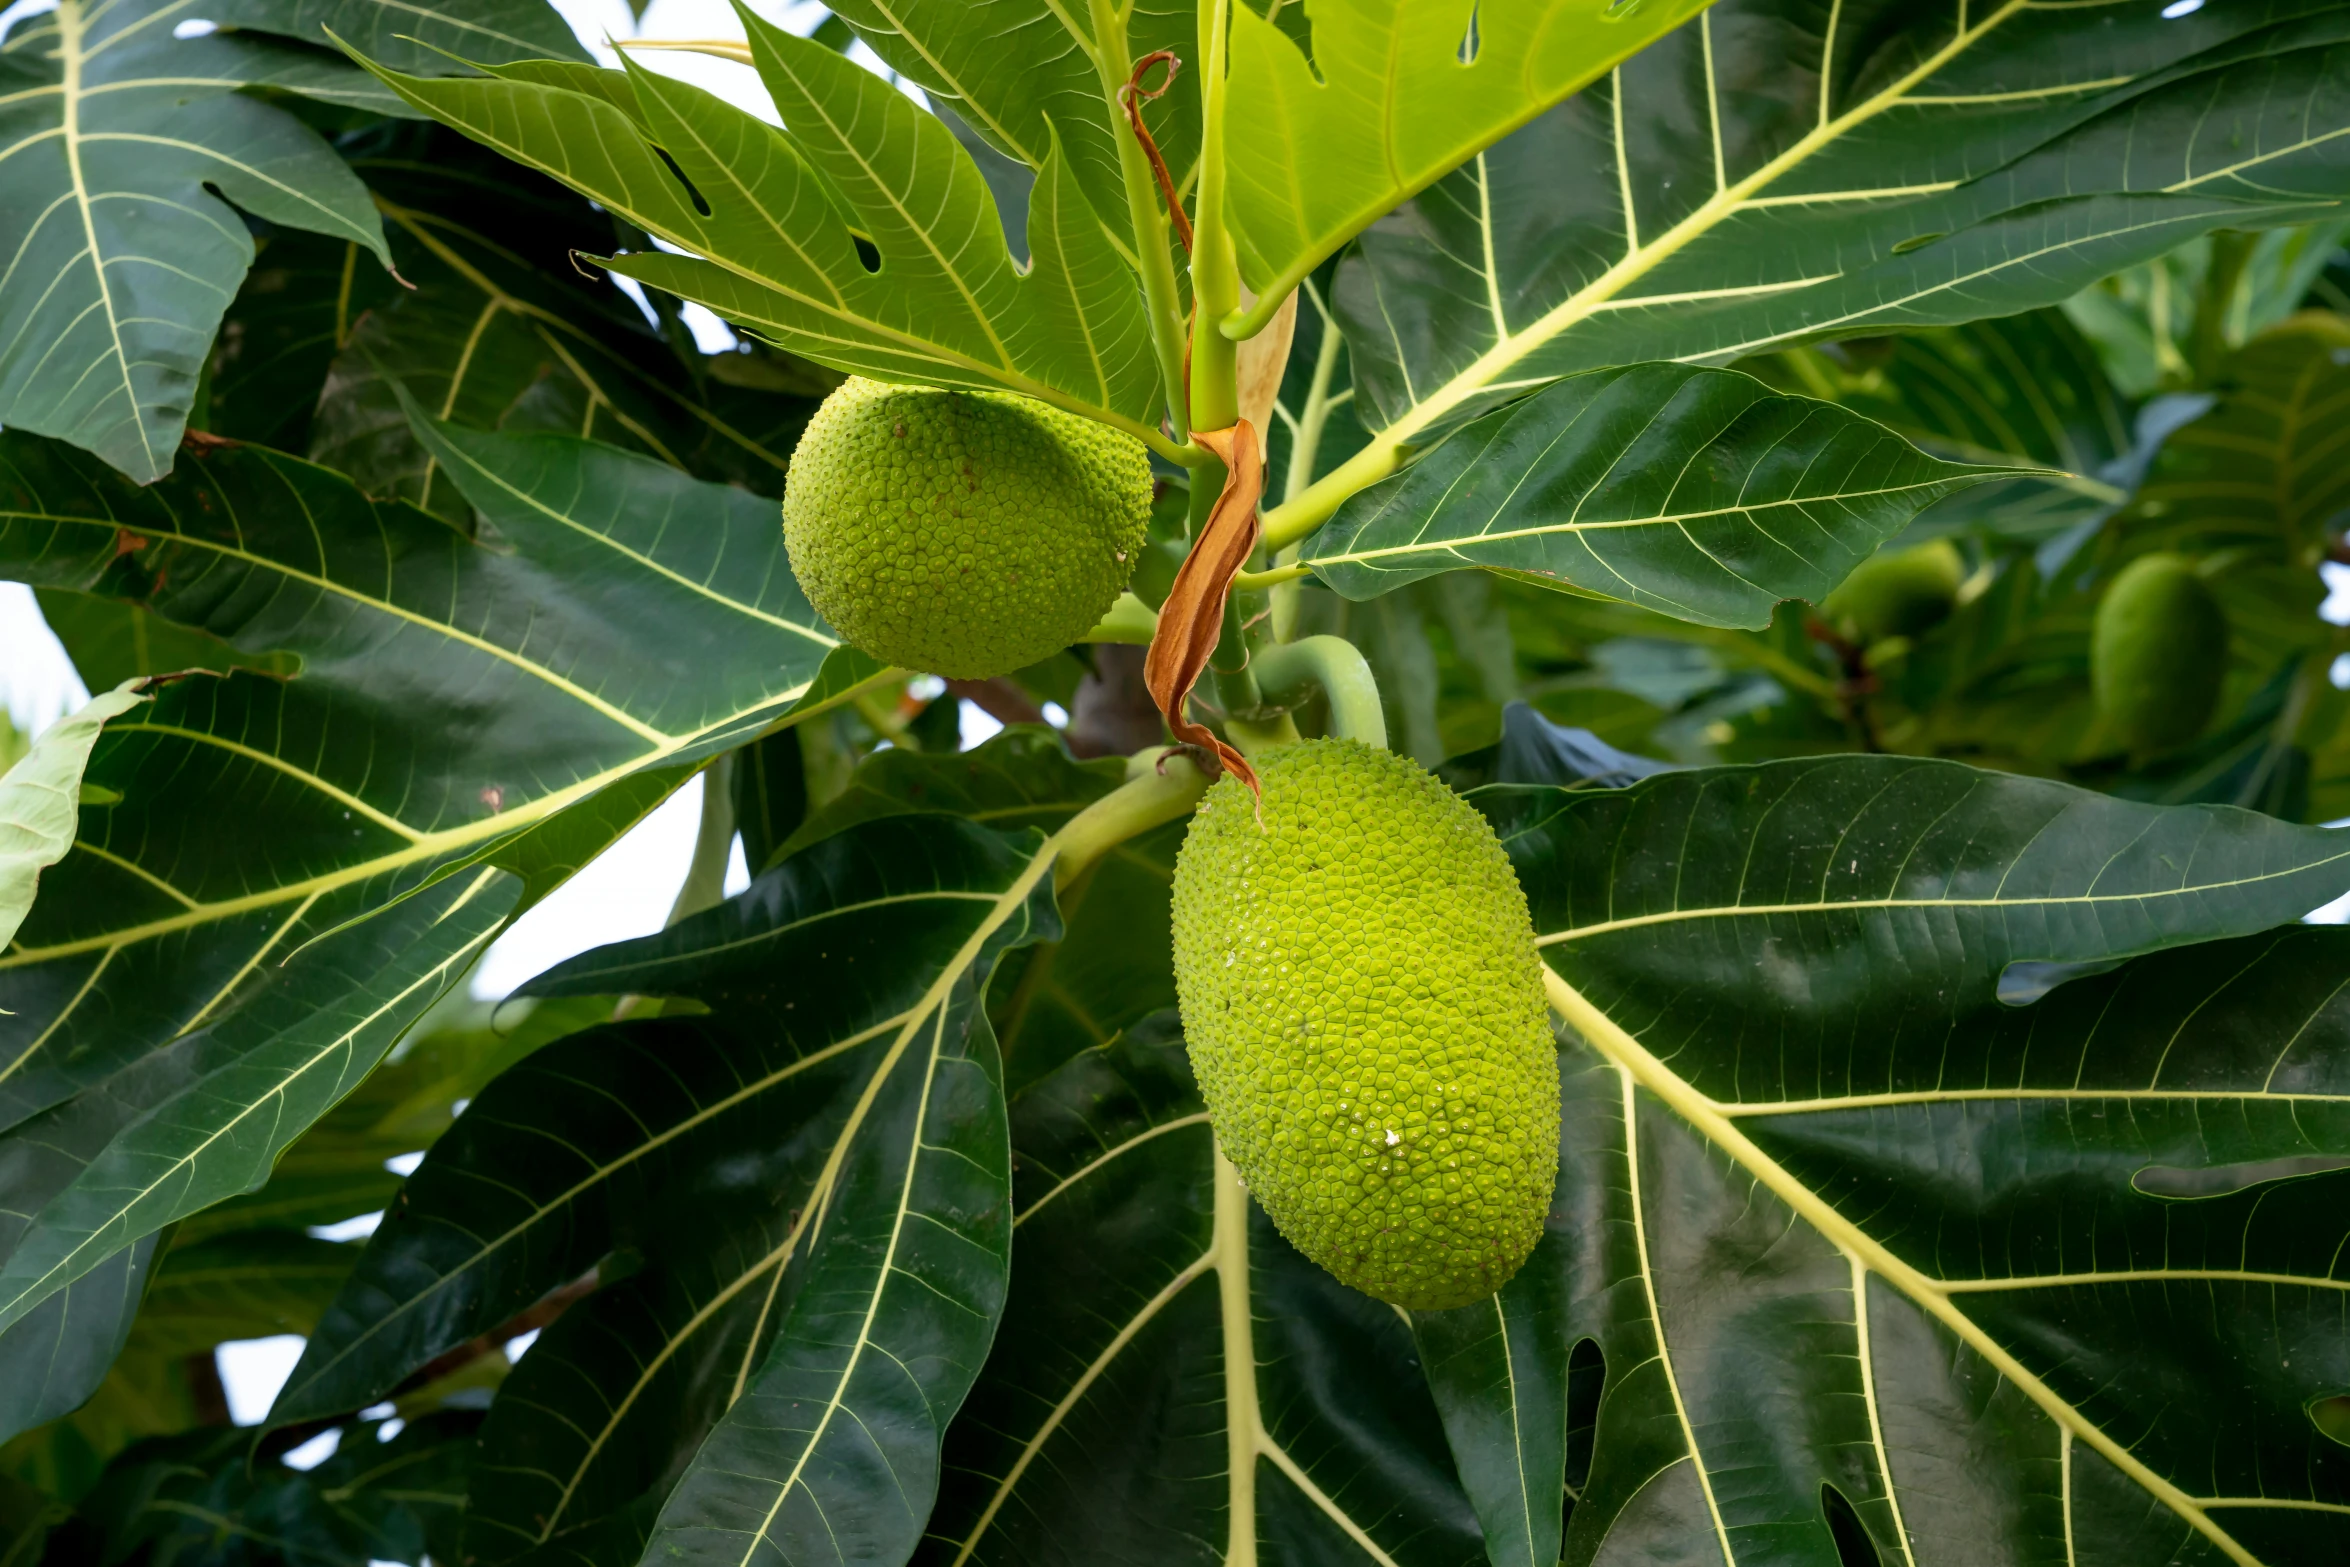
1250,636,1386,749
1089,0,1195,439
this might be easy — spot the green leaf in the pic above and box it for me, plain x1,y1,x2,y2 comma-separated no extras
0,864,517,1338
33,590,301,694
349,5,1165,440
0,1241,155,1447
0,2,393,482
305,127,820,518
1297,363,2022,628
0,418,849,1323
826,0,1201,269
204,0,592,76
1751,306,2140,543
1301,2,2350,530
273,811,1053,1564
924,1010,1486,1565
1430,754,2350,1563
74,1411,480,1567
0,682,145,954
130,1231,357,1355
2131,312,2350,567
1224,0,1712,313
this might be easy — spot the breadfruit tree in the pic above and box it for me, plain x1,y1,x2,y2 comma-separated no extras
5,3,2350,1565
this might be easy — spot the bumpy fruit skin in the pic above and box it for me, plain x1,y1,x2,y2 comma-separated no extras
2092,552,2228,754
1821,538,1965,644
1171,740,1558,1310
782,377,1153,678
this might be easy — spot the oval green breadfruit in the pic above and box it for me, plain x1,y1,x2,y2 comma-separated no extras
1821,538,1966,644
2092,552,2228,754
1171,739,1558,1310
782,377,1154,679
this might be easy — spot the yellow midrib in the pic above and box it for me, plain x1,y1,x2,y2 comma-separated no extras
1266,0,2046,538
1,675,849,969
1543,967,2268,1567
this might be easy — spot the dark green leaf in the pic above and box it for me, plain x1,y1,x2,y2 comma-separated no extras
1750,307,2139,543
0,416,845,1321
1300,363,2020,627
0,3,393,481
1430,754,2350,1562
33,591,301,693
274,811,1057,1565
207,0,592,76
73,1411,480,1567
303,127,817,517
923,1012,1485,1566
351,8,1165,438
0,1242,154,1447
0,863,516,1338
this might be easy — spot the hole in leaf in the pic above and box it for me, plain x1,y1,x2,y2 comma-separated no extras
2132,1155,2350,1200
1889,231,1946,255
653,146,713,218
853,234,882,274
1457,2,1480,64
2312,1394,2350,1447
1820,1484,1884,1567
1563,1336,1605,1508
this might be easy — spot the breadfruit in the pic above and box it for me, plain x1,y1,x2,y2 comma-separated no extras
1821,538,1965,644
783,377,1153,678
2092,553,2228,754
1171,739,1558,1310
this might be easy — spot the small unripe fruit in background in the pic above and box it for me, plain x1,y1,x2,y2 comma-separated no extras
2092,553,2228,755
1821,538,1966,644
782,378,1153,679
1171,739,1558,1311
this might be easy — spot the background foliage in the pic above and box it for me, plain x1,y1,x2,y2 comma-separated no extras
5,2,2350,1565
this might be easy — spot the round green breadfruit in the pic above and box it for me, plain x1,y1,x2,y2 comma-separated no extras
783,377,1153,679
1821,538,1966,644
2092,553,2228,754
1170,739,1559,1310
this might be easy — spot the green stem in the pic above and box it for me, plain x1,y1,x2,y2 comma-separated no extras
1259,435,1399,551
1251,635,1386,748
665,754,738,927
1088,0,1192,439
1188,0,1240,434
1050,747,1210,889
2188,230,2256,385
1269,282,1351,636
1081,591,1160,645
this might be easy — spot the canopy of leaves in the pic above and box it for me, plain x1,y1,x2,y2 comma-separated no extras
1,5,2349,1567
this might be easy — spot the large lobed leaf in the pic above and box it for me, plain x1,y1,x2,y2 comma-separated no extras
350,2,1165,441
0,0,588,484
0,412,855,1342
1295,363,2023,627
1287,0,2350,534
1421,747,2350,1563
272,807,1059,1566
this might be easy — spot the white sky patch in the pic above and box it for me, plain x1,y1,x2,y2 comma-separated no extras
217,1335,306,1425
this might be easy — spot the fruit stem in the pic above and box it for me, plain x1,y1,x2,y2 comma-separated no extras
1250,635,1387,749
1080,591,1160,645
1088,0,1193,438
664,753,739,926
1212,1144,1262,1567
1050,746,1210,890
